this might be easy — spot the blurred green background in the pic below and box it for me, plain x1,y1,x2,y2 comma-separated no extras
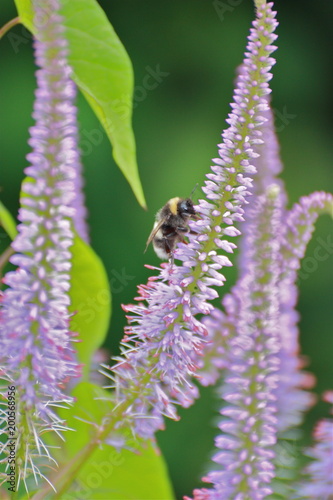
1,1,333,498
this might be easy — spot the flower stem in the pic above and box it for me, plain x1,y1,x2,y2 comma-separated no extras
0,246,14,280
0,17,20,39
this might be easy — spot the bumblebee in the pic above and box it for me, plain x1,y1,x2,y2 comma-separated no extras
145,197,197,260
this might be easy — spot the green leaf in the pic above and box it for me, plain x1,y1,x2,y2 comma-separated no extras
69,235,111,379
0,200,17,240
13,0,33,28
14,0,147,209
71,442,175,500
56,383,175,500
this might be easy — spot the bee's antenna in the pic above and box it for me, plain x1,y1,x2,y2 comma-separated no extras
189,183,199,200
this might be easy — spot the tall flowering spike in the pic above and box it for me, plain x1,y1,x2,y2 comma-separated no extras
105,1,278,443
192,185,282,500
238,95,287,274
298,391,333,499
0,0,80,489
276,191,333,431
196,97,287,387
197,7,282,389
251,100,284,193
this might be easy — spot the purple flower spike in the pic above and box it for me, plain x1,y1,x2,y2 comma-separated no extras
276,191,333,431
0,0,80,489
192,185,282,500
107,0,278,443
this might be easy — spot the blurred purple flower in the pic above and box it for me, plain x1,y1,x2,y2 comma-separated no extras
195,172,333,497
193,186,282,500
299,391,333,499
276,191,333,431
71,131,90,242
0,0,81,487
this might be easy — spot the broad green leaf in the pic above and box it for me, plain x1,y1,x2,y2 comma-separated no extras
69,235,111,379
69,443,175,500
0,200,17,240
14,0,147,209
53,383,175,500
13,0,33,28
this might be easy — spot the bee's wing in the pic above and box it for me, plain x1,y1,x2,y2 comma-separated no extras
144,219,165,253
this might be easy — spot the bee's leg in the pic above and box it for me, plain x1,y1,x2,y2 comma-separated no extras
164,234,175,252
162,233,176,266
164,240,174,266
176,226,191,243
